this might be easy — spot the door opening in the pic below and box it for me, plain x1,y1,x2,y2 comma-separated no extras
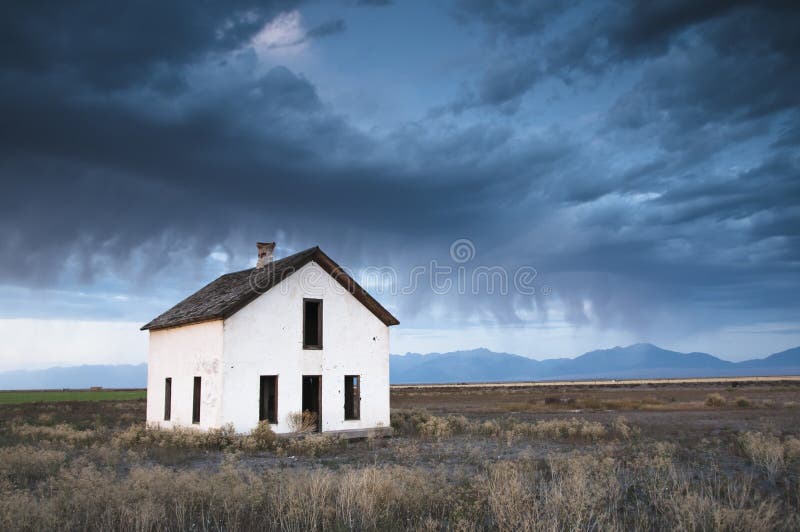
301,375,321,432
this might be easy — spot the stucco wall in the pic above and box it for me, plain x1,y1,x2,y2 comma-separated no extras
221,261,391,434
146,320,224,430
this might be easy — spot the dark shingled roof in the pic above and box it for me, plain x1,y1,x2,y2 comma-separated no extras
141,246,399,331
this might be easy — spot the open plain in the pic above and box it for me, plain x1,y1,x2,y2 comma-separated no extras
1,379,798,530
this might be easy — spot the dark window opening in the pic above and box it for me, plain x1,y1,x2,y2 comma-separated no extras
164,378,172,421
303,299,322,349
344,375,360,420
192,376,201,424
302,375,322,432
259,375,278,423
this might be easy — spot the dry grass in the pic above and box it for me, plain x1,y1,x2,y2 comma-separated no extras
391,409,630,443
392,379,800,416
0,446,66,488
0,446,792,531
110,421,342,457
1,386,799,531
11,423,97,444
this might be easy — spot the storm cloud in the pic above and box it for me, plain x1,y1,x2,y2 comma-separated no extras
1,0,798,360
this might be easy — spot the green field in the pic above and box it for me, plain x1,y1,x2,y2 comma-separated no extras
0,389,146,404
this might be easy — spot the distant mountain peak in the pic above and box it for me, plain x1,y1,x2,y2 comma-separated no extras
389,344,800,384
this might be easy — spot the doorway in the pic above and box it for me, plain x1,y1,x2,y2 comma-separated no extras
301,375,321,432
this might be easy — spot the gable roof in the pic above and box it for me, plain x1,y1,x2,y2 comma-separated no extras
141,246,399,331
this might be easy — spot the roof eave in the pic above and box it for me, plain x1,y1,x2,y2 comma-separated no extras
141,316,224,332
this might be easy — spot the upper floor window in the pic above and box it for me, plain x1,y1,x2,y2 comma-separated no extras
303,299,322,349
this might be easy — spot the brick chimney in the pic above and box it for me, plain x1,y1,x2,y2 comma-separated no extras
256,242,276,268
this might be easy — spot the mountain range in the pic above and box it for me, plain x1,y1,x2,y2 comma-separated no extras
389,344,800,384
0,364,147,390
0,344,798,389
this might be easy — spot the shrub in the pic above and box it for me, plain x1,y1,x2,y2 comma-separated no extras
417,416,453,441
487,461,534,531
738,431,785,479
782,437,800,462
201,424,238,450
244,421,277,450
612,416,640,440
36,413,55,425
705,393,726,407
113,423,240,451
280,434,339,457
736,397,751,408
390,409,434,436
287,411,318,433
515,418,607,442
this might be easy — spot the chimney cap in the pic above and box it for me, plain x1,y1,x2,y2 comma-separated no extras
256,241,276,268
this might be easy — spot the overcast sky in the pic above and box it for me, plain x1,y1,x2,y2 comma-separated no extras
1,0,799,370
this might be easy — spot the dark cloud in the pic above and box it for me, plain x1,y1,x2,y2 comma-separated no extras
449,1,800,112
0,0,798,341
451,0,574,37
306,19,347,39
607,7,800,131
355,0,393,7
0,0,301,90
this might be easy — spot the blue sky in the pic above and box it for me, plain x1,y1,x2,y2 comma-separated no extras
1,0,799,370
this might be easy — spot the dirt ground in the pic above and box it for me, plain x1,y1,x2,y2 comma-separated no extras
392,379,800,440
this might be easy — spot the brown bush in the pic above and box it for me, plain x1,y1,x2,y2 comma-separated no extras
243,420,277,450
705,393,726,407
784,437,800,462
112,423,238,450
736,397,752,408
287,411,318,433
738,431,785,479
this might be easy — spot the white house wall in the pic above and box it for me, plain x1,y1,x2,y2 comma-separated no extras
146,320,224,430
221,261,390,434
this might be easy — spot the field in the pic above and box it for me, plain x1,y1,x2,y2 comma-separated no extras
0,389,146,404
1,379,799,530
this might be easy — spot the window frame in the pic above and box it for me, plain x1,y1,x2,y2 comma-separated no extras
344,375,361,420
259,375,279,424
302,298,323,349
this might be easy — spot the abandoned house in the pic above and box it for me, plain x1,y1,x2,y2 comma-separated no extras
141,243,399,436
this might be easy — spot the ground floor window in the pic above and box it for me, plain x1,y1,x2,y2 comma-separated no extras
164,377,172,421
259,375,278,423
192,377,201,424
344,375,360,420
